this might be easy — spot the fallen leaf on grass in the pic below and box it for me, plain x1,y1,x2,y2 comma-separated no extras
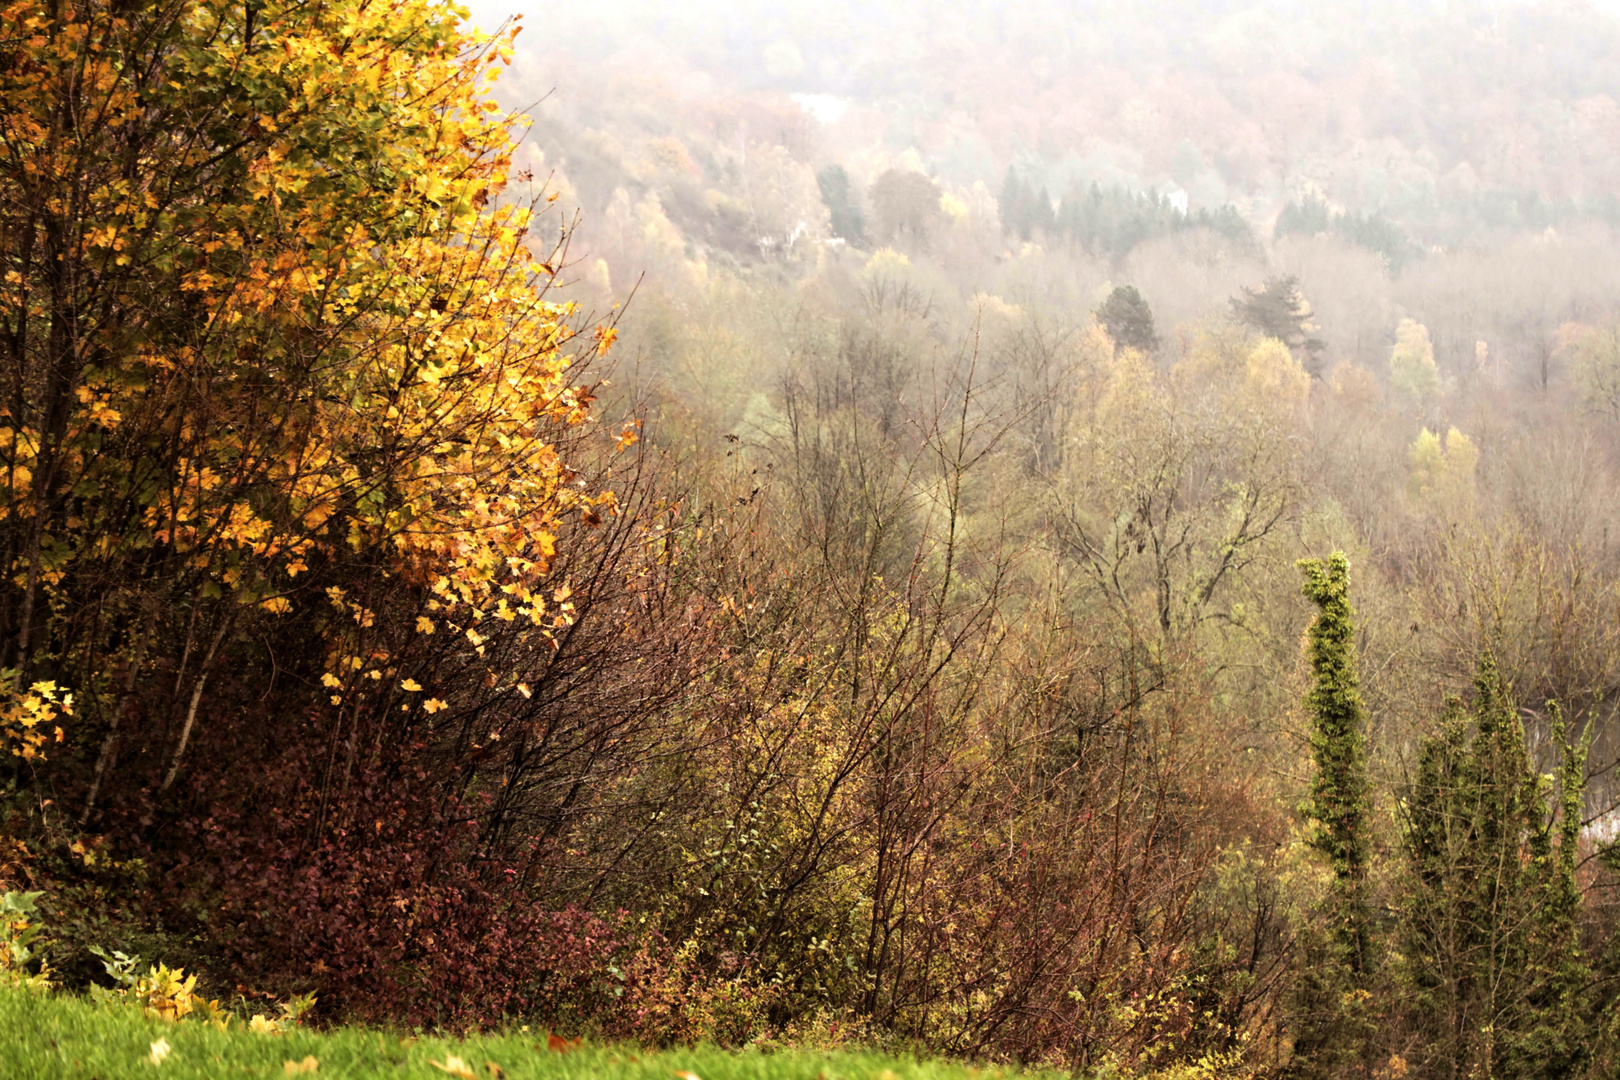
149,1038,172,1066
547,1033,581,1052
430,1056,477,1080
675,1071,702,1080
284,1056,320,1074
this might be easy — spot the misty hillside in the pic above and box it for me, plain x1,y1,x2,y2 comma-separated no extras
484,0,1620,243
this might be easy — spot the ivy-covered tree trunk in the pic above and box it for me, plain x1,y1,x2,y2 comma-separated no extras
1300,553,1372,967
1400,656,1589,1080
1289,552,1376,1078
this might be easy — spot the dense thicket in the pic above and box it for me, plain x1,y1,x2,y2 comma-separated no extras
0,0,648,1025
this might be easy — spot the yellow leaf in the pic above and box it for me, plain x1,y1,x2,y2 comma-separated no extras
416,616,435,634
423,698,448,714
401,678,422,692
250,1014,278,1035
284,1057,320,1074
149,1038,172,1066
321,673,342,688
431,1057,477,1080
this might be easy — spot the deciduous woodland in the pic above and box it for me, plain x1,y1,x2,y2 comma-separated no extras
4,0,1620,1077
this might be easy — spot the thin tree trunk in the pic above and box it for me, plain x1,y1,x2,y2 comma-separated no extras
80,627,148,823
160,620,228,793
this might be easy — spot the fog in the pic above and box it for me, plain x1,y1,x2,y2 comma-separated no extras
443,0,1620,775
467,0,1620,243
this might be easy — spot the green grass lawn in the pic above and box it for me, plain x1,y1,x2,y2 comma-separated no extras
0,989,1032,1080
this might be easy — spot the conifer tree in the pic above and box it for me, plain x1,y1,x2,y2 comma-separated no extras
1095,284,1161,355
998,166,1054,241
1232,275,1326,377
1400,658,1590,1080
817,164,867,245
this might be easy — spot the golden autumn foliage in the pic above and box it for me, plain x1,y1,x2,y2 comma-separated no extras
1244,337,1311,408
0,0,612,721
0,670,68,760
1406,425,1479,520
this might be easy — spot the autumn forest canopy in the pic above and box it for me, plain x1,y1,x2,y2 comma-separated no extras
5,0,1620,1077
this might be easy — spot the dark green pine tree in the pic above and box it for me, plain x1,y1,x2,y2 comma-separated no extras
1288,552,1377,1079
1031,184,1056,236
1095,284,1161,355
1274,193,1336,240
998,167,1054,241
1231,274,1327,377
1400,658,1590,1080
816,164,867,246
